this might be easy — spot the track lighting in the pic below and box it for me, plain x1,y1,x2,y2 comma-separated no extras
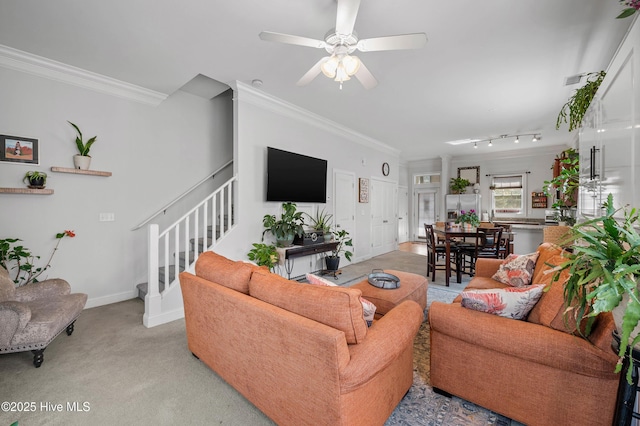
444,133,542,149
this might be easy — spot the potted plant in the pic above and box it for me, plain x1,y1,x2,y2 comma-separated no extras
261,202,305,247
23,171,47,188
551,194,640,383
450,177,470,194
556,71,606,132
455,209,480,228
325,229,353,271
68,121,97,170
1,230,75,286
247,243,279,272
543,148,579,213
305,207,333,241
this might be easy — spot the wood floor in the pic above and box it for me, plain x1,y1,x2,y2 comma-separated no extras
399,241,428,256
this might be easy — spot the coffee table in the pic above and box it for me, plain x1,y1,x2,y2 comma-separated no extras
350,269,428,319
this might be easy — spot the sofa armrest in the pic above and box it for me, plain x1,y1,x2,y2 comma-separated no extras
0,301,31,346
474,258,503,278
340,300,422,392
429,301,618,379
14,278,71,302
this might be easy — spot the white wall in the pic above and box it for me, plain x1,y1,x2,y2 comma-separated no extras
0,66,232,307
215,83,401,278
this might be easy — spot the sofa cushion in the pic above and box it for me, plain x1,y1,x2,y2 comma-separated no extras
527,253,586,334
195,251,260,294
250,270,367,344
460,285,545,320
452,277,509,303
491,252,540,287
306,273,377,326
531,243,564,285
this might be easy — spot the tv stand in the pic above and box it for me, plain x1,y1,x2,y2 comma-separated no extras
277,241,338,279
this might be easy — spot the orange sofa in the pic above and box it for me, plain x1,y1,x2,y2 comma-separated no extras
180,252,423,426
429,243,620,426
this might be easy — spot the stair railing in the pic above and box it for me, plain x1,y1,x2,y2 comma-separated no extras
146,175,236,302
132,159,233,231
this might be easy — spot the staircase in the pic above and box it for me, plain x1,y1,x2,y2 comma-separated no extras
140,176,237,327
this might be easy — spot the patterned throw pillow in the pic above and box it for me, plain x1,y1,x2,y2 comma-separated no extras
491,252,540,287
306,273,377,326
460,285,545,320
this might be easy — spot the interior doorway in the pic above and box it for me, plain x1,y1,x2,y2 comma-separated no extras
414,189,438,240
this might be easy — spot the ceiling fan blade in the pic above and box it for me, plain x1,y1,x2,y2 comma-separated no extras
259,31,326,49
335,0,361,36
357,33,427,52
296,57,329,86
354,60,378,90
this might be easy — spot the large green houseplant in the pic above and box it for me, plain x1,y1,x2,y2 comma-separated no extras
261,202,305,247
552,194,640,383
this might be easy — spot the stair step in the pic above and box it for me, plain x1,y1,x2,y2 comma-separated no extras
137,281,166,300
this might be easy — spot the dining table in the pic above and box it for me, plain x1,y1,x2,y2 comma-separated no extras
433,225,514,286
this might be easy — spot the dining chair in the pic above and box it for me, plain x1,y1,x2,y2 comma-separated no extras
424,223,459,282
460,227,503,276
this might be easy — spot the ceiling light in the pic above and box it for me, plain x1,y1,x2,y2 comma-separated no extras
450,133,542,150
514,136,519,144
321,55,339,78
473,142,477,149
488,140,493,147
532,135,538,142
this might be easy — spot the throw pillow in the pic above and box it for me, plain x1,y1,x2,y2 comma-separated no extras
461,285,545,320
491,252,540,287
306,273,377,326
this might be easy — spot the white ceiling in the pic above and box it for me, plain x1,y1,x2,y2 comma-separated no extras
0,0,633,161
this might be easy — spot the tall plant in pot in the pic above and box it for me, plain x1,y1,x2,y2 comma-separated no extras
551,194,640,383
68,121,97,170
261,202,305,247
325,229,353,271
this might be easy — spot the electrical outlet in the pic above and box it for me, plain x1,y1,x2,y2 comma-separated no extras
99,213,115,222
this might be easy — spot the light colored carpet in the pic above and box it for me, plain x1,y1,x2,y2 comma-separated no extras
1,249,520,425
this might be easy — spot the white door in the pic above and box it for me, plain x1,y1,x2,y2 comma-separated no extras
398,185,409,243
333,170,356,262
415,189,438,240
371,178,397,256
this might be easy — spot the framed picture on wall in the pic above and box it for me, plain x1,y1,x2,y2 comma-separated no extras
458,166,480,185
0,134,39,165
359,178,369,203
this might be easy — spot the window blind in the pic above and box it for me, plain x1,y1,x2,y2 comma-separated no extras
491,175,523,190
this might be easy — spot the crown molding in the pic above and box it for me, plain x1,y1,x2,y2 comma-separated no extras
0,44,168,106
232,81,400,157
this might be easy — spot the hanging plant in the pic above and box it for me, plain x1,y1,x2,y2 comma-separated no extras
556,71,606,132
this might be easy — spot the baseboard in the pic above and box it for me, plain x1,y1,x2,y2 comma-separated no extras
143,307,185,328
85,290,137,309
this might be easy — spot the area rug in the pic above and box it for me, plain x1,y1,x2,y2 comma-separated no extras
386,322,521,426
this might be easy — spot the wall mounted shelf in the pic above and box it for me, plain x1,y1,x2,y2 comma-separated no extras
0,187,54,195
51,167,112,177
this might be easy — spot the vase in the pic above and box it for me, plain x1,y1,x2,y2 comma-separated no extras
73,155,91,170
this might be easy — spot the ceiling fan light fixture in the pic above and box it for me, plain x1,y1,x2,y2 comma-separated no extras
321,55,339,78
342,55,361,76
334,63,351,82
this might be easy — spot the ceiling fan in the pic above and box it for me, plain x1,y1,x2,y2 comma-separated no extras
259,0,427,89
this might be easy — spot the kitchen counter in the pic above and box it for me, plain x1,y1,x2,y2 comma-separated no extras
493,221,545,253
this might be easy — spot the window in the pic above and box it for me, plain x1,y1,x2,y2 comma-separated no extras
414,173,440,185
491,175,524,215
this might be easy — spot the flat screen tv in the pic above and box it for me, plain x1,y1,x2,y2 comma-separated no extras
266,147,327,203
